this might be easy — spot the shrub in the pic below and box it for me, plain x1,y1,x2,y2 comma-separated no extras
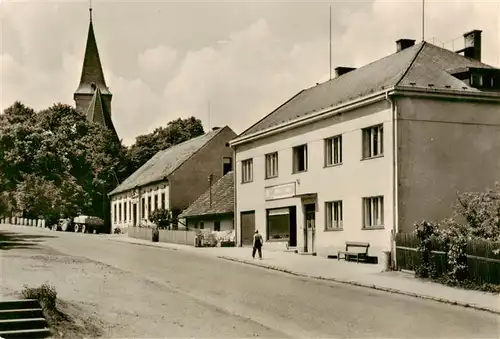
113,227,122,234
21,283,57,310
414,221,439,278
149,208,172,229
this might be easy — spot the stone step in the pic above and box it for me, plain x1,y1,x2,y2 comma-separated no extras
0,327,51,339
0,300,40,311
0,318,47,332
0,309,44,320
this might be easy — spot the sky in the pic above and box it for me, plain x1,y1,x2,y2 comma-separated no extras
1,0,499,146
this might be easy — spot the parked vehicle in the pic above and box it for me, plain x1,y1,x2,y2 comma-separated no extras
73,215,105,234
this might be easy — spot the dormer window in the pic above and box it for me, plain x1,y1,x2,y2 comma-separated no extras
449,67,500,90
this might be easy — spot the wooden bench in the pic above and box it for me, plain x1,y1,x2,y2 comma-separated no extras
337,241,370,263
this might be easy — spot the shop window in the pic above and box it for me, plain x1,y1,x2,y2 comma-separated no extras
267,208,290,241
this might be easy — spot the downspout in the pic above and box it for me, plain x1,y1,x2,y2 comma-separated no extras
232,145,239,247
385,91,398,270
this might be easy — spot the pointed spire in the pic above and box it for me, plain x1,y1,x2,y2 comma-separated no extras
89,0,93,23
86,88,118,140
75,3,110,96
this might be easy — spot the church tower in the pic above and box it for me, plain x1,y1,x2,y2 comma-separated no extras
74,5,118,139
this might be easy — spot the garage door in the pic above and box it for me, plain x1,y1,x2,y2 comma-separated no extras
240,211,255,246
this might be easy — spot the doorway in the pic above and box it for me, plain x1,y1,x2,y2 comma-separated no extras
303,204,316,253
241,211,255,246
289,206,297,247
132,203,137,227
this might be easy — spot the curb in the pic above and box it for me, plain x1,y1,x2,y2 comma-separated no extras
108,238,178,251
218,256,500,316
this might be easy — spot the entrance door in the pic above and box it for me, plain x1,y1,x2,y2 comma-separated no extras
289,206,297,247
132,203,137,227
304,204,316,253
241,211,255,246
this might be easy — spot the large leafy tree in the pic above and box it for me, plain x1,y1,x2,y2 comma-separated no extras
0,102,126,224
127,117,204,174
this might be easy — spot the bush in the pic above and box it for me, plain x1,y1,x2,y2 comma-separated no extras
21,283,57,310
149,208,172,229
113,227,122,234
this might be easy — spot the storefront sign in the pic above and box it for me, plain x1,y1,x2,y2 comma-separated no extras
265,182,296,201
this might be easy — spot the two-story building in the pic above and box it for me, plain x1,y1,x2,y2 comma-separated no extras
230,30,500,264
109,126,236,232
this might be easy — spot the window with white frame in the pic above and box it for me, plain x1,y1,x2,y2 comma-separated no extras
242,159,253,183
154,194,158,212
113,203,117,224
362,124,384,159
325,201,343,229
161,193,165,210
118,203,122,223
124,202,127,223
293,144,308,173
265,152,278,178
325,135,342,166
363,196,384,228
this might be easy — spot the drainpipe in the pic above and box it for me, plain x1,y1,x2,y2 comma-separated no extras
385,91,398,270
232,145,239,247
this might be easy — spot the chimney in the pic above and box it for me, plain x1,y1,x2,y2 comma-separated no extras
334,66,356,77
212,127,221,131
396,39,415,52
462,30,482,61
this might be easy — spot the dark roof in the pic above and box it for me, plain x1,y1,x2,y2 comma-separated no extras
109,127,230,196
75,18,111,96
179,172,234,218
239,42,498,138
85,87,118,139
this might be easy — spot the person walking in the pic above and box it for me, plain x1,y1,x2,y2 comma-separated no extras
252,230,263,259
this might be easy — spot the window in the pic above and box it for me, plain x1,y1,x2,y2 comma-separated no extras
241,159,253,183
154,194,158,212
147,196,151,216
124,202,127,223
293,144,308,173
325,135,342,166
141,197,145,219
113,204,117,224
118,203,122,223
267,208,290,241
200,221,204,229
161,193,165,210
362,125,383,159
223,157,233,175
363,196,384,228
265,152,278,178
214,220,220,231
325,201,343,229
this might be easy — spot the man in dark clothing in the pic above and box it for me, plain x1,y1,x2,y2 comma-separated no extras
252,230,263,259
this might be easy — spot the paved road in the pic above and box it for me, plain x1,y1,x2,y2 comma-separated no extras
1,225,499,338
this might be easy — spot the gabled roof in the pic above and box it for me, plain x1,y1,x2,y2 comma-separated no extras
238,41,498,138
75,17,111,96
179,172,234,218
86,87,117,139
109,126,230,196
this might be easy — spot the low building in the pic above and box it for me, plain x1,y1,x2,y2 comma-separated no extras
179,172,234,232
109,126,236,232
229,30,500,264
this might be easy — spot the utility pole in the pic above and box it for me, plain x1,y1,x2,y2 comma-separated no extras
208,174,213,207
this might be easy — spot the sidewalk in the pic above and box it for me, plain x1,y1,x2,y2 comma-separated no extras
108,235,500,315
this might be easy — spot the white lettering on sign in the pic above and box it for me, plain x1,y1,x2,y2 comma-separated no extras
265,182,296,201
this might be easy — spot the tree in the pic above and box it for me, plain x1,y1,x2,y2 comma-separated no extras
127,117,204,174
0,102,127,226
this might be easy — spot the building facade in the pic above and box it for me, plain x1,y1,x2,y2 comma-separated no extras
230,30,500,264
109,126,236,232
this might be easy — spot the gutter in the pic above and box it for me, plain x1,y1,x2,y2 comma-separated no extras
385,92,398,270
230,89,392,147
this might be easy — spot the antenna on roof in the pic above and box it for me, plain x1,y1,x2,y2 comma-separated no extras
421,0,425,41
329,5,332,80
208,100,211,131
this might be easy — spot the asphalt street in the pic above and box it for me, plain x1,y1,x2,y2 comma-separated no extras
1,224,499,338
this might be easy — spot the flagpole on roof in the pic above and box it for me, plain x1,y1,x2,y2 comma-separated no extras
422,0,425,41
329,5,332,80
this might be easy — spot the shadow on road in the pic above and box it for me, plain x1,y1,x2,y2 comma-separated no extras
0,230,57,250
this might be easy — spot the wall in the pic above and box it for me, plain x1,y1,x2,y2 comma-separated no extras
169,127,237,215
111,181,170,232
235,100,394,259
186,215,234,232
397,97,500,232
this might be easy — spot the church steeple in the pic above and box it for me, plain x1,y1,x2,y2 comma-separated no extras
74,4,117,140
